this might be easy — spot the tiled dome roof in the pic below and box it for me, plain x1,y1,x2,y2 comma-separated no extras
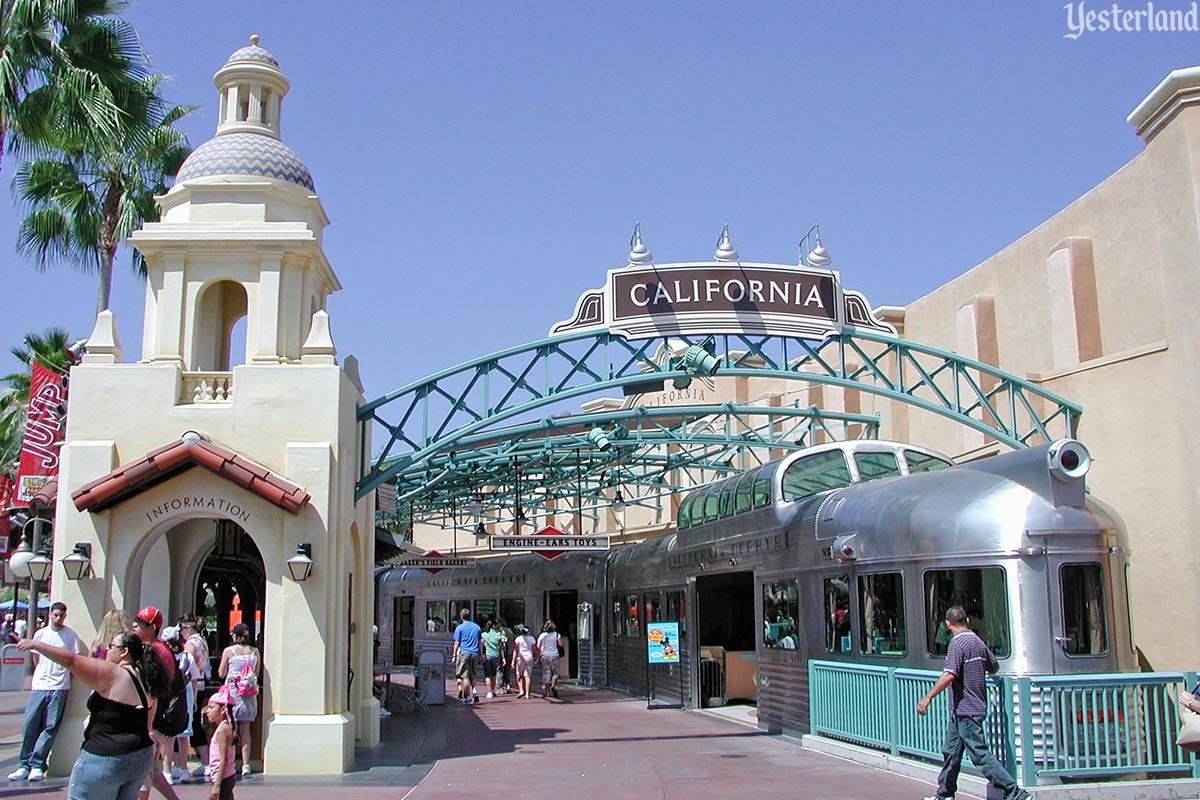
177,133,316,193
225,43,279,67
176,133,314,191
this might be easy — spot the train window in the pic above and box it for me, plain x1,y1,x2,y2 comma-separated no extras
854,451,901,481
612,597,625,638
734,471,754,513
922,568,1010,658
703,485,720,522
425,601,448,633
626,593,641,638
475,599,497,627
718,480,736,517
762,581,799,649
448,600,471,631
1060,563,1107,656
782,451,852,500
824,576,851,653
752,472,771,507
500,598,526,629
666,590,686,638
858,573,906,656
645,592,663,623
678,493,694,529
904,451,953,474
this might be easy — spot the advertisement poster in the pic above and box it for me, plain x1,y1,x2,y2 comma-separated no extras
646,622,680,663
14,363,66,506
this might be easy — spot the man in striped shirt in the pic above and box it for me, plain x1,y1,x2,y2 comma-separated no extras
916,606,1029,800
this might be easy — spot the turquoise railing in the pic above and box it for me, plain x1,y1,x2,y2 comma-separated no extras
809,660,1198,785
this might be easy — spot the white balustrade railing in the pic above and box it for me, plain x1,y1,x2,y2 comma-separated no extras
181,372,234,404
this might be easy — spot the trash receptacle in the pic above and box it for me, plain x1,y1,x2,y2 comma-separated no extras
416,649,446,705
699,646,726,708
1,644,27,691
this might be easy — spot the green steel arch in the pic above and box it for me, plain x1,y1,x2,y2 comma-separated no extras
359,328,1081,528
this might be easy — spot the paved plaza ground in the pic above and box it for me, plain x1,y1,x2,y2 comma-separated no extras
0,678,960,800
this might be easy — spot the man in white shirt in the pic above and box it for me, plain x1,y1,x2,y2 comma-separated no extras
8,602,82,782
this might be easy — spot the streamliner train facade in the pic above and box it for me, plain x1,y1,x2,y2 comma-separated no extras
376,438,1133,736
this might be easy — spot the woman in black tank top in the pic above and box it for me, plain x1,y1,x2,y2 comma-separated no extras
19,631,168,800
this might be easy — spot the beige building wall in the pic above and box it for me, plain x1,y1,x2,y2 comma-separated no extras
894,68,1200,672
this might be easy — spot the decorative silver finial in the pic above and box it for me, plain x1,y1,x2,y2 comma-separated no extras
250,34,260,46
627,222,652,266
799,223,832,267
714,224,739,261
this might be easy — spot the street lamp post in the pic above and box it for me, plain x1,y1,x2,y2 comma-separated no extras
8,516,51,639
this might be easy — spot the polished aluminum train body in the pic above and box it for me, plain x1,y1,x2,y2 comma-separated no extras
376,438,1133,735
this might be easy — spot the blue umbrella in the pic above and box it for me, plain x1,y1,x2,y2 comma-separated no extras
0,599,28,612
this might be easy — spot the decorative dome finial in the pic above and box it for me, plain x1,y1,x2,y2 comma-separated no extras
714,224,739,262
250,34,260,46
627,222,652,266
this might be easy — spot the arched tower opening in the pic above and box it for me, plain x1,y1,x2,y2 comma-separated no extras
194,280,249,371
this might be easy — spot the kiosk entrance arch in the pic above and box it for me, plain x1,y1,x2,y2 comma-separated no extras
358,260,1082,530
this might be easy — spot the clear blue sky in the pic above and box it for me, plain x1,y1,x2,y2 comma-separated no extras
1,1,1196,402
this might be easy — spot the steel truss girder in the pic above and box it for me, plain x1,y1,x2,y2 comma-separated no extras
360,328,1081,515
381,404,880,528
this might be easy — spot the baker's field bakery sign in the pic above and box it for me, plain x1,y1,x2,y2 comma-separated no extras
551,262,894,340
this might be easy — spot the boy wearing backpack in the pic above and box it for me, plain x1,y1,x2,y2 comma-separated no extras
161,628,201,784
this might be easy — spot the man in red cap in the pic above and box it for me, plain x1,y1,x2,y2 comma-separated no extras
131,607,180,800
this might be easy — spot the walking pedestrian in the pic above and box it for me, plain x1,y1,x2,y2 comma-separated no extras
217,623,260,777
161,629,201,785
536,620,564,699
916,606,1030,800
180,616,211,779
9,602,82,782
204,686,239,800
496,618,514,694
480,620,505,698
511,625,537,699
451,608,482,705
132,606,181,800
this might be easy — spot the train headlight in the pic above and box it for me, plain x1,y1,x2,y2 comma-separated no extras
831,534,858,560
1047,439,1091,481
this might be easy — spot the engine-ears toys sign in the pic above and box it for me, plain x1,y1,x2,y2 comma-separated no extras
550,262,894,340
490,525,610,561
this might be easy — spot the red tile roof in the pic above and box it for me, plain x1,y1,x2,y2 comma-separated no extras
71,436,310,514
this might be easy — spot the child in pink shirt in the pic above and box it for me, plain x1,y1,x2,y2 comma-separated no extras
203,686,238,800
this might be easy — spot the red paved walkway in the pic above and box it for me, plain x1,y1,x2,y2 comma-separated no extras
0,680,945,799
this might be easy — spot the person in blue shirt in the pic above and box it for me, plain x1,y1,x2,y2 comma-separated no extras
451,609,483,705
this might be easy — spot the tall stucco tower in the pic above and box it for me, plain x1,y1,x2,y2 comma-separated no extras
51,36,378,775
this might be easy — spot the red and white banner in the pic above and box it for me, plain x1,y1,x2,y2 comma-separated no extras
14,363,66,507
0,474,11,555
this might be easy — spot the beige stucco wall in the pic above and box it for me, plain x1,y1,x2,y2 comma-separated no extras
895,104,1200,672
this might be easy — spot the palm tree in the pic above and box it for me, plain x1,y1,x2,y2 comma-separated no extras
0,327,70,471
0,0,142,177
14,73,193,314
